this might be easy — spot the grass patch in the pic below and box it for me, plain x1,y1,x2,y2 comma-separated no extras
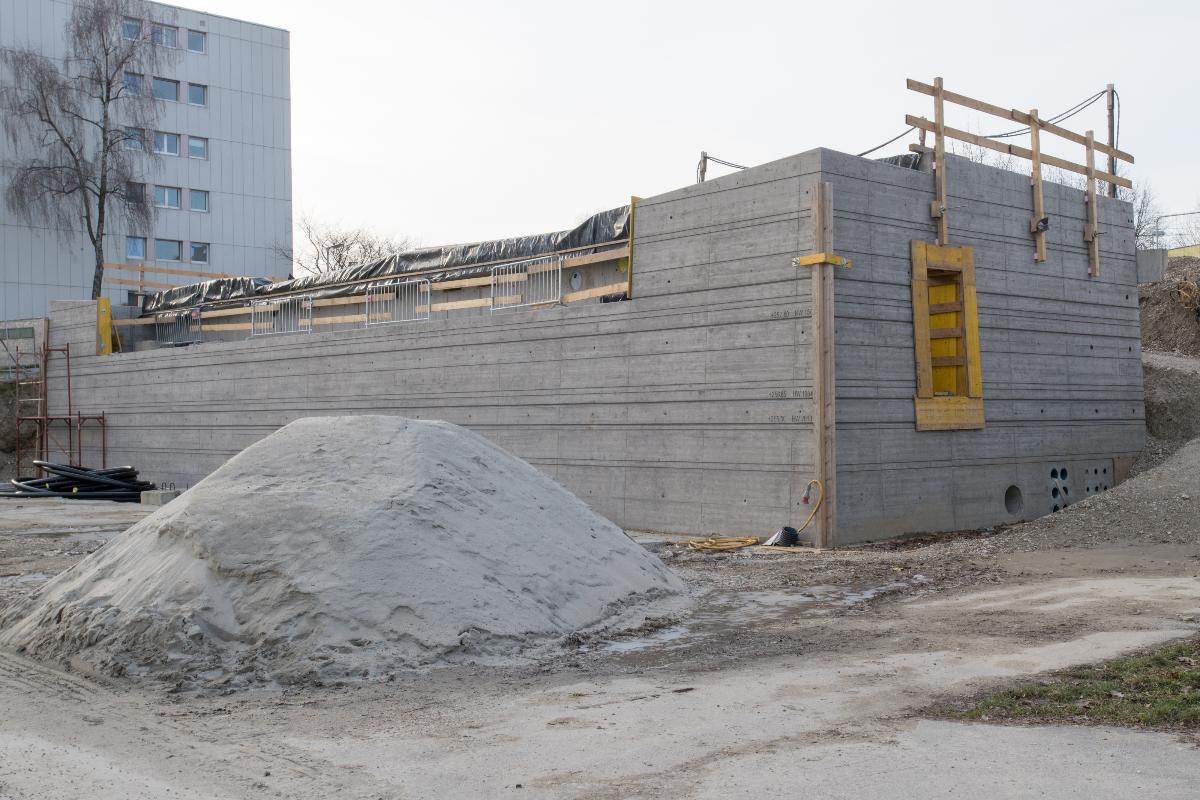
933,638,1200,734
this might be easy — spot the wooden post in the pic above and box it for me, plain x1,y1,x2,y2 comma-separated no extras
810,181,837,549
1106,84,1118,199
1029,108,1047,263
1084,130,1100,277
931,77,949,245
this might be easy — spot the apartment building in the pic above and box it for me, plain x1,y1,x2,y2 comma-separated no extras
0,0,292,319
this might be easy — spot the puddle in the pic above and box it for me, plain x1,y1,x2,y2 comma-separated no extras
595,577,928,655
0,572,52,588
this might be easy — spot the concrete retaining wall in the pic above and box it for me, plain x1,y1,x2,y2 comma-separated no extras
43,148,1144,544
826,150,1143,542
48,152,823,537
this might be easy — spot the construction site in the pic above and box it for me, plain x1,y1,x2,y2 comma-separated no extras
2,73,1200,799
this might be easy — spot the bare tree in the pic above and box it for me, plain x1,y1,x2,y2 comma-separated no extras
0,0,171,299
278,216,414,275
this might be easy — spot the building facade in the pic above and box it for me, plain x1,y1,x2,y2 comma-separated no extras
0,0,292,319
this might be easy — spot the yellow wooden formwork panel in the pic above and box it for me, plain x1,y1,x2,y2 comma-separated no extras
910,240,984,431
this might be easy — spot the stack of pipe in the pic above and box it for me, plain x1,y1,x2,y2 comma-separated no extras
1,461,155,502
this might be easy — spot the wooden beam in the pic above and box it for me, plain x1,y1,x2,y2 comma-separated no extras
928,301,963,314
430,275,497,292
562,281,628,303
430,297,493,312
103,276,177,290
198,306,253,320
104,262,237,280
1106,84,1118,198
311,295,368,309
312,313,366,326
110,317,156,327
905,116,1132,189
932,77,949,245
931,356,965,367
810,181,838,549
1085,129,1100,277
563,247,631,268
1029,107,1047,263
906,78,1135,164
200,322,252,332
929,327,964,339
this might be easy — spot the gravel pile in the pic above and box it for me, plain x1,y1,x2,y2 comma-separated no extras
1140,257,1200,357
0,416,685,689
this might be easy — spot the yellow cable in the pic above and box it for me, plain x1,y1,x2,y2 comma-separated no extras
795,479,824,535
683,479,826,552
686,536,760,552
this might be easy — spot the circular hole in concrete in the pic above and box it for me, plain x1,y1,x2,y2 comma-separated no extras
1051,468,1059,479
1063,486,1070,496
1103,484,1108,490
1061,468,1069,480
1052,487,1060,498
1103,467,1108,474
1004,485,1023,515
1052,505,1060,513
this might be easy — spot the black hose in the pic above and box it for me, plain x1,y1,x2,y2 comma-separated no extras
0,462,156,502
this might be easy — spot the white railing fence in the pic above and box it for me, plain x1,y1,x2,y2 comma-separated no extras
490,255,562,311
250,296,313,336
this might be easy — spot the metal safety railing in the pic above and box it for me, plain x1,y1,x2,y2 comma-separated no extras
365,279,432,326
154,309,202,346
490,255,562,311
250,296,313,336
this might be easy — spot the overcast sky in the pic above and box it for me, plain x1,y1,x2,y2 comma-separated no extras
196,0,1197,248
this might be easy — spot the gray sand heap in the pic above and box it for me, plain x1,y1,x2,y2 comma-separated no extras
0,416,684,686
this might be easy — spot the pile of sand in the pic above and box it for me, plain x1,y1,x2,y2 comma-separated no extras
1140,256,1200,356
0,416,684,687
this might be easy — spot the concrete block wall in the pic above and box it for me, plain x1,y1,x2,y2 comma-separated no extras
824,149,1143,542
46,152,823,537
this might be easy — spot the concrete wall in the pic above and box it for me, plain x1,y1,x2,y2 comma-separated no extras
41,148,1146,544
47,153,823,537
0,0,292,319
825,150,1143,542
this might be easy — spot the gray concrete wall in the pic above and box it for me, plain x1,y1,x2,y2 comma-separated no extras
825,150,1143,543
46,153,823,537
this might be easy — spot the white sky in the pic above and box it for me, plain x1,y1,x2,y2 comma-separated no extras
195,0,1198,248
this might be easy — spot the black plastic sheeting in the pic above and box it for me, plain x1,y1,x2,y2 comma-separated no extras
144,205,631,314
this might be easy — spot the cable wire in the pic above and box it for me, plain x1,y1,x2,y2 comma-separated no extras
857,127,916,157
985,90,1105,139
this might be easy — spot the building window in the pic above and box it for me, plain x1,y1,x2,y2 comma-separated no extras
122,127,144,150
187,83,207,107
153,131,179,155
189,189,209,212
187,29,206,53
154,239,182,261
153,185,181,209
125,181,146,204
123,72,143,95
187,136,208,159
121,18,141,40
151,77,178,101
190,242,210,263
909,240,984,431
126,237,146,260
151,24,177,48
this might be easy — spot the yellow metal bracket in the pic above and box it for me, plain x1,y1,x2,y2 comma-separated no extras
792,252,852,269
